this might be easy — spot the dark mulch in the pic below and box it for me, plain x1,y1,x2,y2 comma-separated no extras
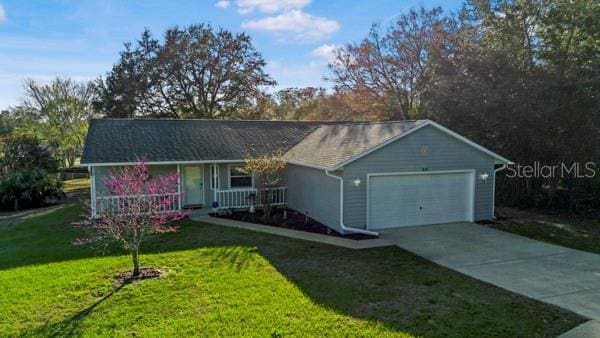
114,267,164,284
475,219,499,225
213,208,378,240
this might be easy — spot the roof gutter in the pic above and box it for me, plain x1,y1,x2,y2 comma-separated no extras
325,170,379,237
82,159,245,167
492,163,508,219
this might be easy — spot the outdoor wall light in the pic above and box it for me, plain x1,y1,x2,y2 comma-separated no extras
479,172,489,183
353,178,361,189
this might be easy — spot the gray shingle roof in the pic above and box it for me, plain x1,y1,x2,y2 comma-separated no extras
284,120,427,169
81,118,430,168
81,119,327,164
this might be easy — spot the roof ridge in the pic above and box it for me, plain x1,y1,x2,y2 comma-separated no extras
93,118,429,126
94,118,350,123
323,119,428,127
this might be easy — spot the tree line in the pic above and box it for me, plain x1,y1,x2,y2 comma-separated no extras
1,0,598,213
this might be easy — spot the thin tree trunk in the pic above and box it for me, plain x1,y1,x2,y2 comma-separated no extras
67,152,75,168
132,249,140,277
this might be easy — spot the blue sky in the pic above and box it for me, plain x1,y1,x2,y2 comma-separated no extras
0,0,463,110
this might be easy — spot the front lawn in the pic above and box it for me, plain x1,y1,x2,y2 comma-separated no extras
0,204,584,336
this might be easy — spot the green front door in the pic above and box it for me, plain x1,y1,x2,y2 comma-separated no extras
183,166,204,206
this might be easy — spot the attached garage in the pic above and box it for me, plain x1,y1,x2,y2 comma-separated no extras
367,171,475,230
284,119,512,235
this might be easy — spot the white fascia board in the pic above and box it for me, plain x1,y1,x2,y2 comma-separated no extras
284,160,332,171
83,159,245,167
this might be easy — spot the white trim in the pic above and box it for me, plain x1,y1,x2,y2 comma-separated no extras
285,160,331,171
215,187,286,209
90,166,97,218
198,165,205,205
492,164,507,219
83,159,245,167
331,120,512,170
469,170,476,222
366,169,476,230
367,169,477,177
177,164,182,211
209,164,220,190
366,173,369,230
324,170,379,236
227,163,254,190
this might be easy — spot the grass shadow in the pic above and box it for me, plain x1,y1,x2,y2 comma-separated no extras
28,281,128,337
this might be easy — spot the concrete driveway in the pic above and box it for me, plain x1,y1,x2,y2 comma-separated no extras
380,223,600,321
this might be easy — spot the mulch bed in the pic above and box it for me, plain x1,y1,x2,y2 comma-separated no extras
475,219,500,225
212,208,378,240
114,267,164,284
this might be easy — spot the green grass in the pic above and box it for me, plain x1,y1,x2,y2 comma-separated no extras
0,204,584,337
492,219,600,254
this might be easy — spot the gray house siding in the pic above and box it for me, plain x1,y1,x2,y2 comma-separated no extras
342,125,496,229
93,164,177,196
93,163,237,207
282,164,341,232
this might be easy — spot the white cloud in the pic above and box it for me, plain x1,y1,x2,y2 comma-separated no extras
0,5,6,24
242,10,340,42
236,0,310,14
215,1,230,9
310,44,337,62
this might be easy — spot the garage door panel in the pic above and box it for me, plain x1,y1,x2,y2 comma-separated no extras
368,172,473,229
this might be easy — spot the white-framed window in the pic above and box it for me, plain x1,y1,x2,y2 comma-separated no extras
210,164,219,190
229,164,253,189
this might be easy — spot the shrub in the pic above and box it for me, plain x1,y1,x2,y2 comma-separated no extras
0,136,58,175
244,151,286,221
0,169,63,211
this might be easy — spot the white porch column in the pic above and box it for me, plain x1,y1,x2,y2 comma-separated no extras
90,166,96,218
213,163,217,206
177,164,182,212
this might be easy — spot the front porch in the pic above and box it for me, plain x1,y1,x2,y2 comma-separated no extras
90,162,287,217
94,187,287,216
213,187,287,210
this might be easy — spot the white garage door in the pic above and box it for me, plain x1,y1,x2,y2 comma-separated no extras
368,171,474,230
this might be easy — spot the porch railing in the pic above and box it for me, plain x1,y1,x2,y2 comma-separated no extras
95,193,180,216
214,187,287,209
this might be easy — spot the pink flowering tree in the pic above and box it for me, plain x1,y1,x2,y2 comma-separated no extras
79,160,187,278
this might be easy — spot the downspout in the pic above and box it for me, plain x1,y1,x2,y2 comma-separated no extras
492,163,508,219
325,170,379,236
